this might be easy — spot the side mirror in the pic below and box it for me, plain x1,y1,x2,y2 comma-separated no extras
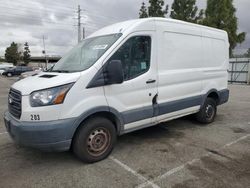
106,60,124,84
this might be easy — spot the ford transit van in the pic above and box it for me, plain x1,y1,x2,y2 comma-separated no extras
4,18,229,163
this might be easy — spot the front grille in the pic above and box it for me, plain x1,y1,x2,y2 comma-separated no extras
8,88,22,119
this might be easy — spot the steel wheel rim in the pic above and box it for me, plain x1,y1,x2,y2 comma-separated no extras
86,127,111,157
205,104,214,119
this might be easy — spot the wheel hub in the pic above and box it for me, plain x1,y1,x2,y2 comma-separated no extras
205,104,214,119
87,128,110,156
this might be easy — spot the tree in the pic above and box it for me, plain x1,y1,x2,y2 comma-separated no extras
23,42,31,65
164,4,169,16
5,42,21,65
139,2,148,18
148,0,165,17
139,0,168,18
170,0,203,23
0,57,5,62
203,0,246,56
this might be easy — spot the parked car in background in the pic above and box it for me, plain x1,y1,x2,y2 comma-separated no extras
19,64,55,80
19,68,42,80
0,67,10,75
0,63,14,75
2,66,33,77
0,63,14,69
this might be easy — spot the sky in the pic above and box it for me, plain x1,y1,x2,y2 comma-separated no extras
0,0,249,57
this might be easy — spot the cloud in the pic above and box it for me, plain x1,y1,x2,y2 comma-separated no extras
0,0,249,57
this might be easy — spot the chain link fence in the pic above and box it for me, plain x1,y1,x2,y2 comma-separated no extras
228,58,250,84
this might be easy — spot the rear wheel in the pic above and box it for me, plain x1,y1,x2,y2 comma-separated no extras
73,117,117,163
196,98,217,124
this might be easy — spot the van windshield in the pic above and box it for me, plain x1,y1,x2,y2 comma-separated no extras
51,33,122,72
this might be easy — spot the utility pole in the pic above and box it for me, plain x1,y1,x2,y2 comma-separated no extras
77,5,81,43
82,27,85,40
42,35,48,69
247,58,250,85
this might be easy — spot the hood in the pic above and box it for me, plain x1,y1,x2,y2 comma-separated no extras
12,72,81,95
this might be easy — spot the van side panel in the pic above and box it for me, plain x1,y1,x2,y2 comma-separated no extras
201,29,229,95
156,21,203,122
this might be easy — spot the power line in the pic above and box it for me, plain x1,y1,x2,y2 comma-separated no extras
0,12,115,33
0,13,105,31
0,5,124,29
0,3,127,44
0,5,73,16
85,12,124,22
0,4,75,20
0,12,74,26
0,4,127,25
0,5,108,31
5,1,75,11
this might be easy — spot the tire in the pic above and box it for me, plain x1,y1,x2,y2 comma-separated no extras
73,117,117,163
195,97,217,124
7,73,12,77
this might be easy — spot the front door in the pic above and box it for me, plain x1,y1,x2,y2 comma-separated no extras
103,32,158,132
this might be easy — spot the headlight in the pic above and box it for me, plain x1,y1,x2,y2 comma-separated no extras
30,83,74,107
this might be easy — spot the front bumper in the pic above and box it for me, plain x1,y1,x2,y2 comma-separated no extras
4,111,77,151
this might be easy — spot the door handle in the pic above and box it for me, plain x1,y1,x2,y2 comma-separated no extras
146,79,156,84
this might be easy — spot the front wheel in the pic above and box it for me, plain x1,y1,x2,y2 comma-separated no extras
7,73,12,77
195,98,217,124
73,117,117,163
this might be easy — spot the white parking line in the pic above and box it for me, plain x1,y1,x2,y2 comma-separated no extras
136,158,200,188
137,134,250,188
110,156,160,188
0,132,8,135
222,134,250,148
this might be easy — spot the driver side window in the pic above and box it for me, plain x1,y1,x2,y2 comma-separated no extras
108,36,151,80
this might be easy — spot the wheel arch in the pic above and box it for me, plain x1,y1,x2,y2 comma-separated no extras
201,89,220,107
71,106,124,141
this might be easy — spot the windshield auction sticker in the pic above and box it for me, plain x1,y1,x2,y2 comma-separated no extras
92,44,108,50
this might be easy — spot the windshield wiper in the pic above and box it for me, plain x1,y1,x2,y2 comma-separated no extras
50,70,70,73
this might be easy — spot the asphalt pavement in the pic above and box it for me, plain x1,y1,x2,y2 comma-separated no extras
0,76,250,188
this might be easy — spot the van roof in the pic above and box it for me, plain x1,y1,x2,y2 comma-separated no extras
88,17,227,38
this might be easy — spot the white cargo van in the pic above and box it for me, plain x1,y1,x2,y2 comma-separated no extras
4,18,229,163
